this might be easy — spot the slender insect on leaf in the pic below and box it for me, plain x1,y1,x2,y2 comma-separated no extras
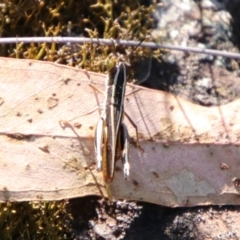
93,62,129,184
93,39,147,186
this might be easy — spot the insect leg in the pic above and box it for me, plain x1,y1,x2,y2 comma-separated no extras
124,111,143,151
119,123,130,180
95,118,113,200
89,82,104,95
94,118,105,171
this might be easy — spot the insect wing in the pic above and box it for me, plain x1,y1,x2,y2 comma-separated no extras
105,63,127,180
112,62,127,133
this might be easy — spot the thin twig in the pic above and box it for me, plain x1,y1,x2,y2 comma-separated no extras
0,37,240,59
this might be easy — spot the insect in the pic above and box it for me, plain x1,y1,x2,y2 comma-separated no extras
94,62,131,183
92,39,146,187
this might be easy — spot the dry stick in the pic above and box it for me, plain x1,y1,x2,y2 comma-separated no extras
0,37,240,59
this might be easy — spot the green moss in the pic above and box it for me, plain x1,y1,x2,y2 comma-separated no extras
0,0,160,73
0,201,72,239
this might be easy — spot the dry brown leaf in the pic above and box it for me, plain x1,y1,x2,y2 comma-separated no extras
0,57,240,206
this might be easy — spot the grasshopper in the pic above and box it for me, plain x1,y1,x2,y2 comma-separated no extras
94,62,130,183
93,39,146,186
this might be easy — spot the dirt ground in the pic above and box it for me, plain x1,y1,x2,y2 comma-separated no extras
68,1,240,239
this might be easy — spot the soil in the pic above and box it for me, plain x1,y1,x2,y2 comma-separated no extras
68,1,240,239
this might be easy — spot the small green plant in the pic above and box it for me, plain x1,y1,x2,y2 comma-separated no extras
0,201,72,239
0,0,160,73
